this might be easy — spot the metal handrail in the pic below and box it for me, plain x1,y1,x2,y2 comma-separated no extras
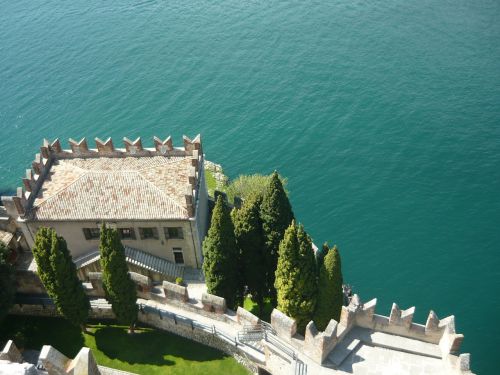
137,303,306,374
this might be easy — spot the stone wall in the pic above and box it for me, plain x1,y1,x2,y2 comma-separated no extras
0,340,23,363
236,306,260,326
9,300,116,320
136,308,258,374
271,309,296,340
9,278,475,375
202,292,227,314
162,280,188,302
273,294,473,374
39,344,102,375
15,269,45,294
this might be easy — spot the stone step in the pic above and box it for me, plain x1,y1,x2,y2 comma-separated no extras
325,337,362,368
367,331,442,359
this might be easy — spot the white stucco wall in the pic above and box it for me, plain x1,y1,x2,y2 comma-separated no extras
22,219,200,268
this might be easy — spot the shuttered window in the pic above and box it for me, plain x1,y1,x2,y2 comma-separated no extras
119,228,136,240
82,228,100,240
139,227,159,239
164,227,184,239
173,248,184,264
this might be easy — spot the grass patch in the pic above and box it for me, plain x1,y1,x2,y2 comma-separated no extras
205,169,218,196
0,316,248,375
243,297,274,323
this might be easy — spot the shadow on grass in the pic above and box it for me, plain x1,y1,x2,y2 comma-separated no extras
244,297,274,322
0,315,84,357
93,325,229,366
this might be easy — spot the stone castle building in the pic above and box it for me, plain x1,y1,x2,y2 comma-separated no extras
1,135,209,281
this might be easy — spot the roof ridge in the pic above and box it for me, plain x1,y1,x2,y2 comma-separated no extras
135,156,186,173
33,167,89,209
137,169,189,214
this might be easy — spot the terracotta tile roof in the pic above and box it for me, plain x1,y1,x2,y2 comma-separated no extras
29,156,194,221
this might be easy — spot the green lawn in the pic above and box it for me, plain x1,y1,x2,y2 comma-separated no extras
243,297,274,323
204,169,218,196
0,316,248,375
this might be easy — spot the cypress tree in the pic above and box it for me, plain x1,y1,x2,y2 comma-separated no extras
316,242,329,269
260,171,294,305
232,194,267,315
32,227,90,329
99,224,138,332
203,196,241,310
275,222,300,319
0,243,15,322
313,245,343,331
275,222,317,334
295,224,318,333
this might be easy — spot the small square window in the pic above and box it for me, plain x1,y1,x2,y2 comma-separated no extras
164,227,184,239
139,227,158,239
173,248,184,264
119,228,136,240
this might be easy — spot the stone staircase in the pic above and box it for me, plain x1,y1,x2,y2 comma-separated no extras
325,326,443,369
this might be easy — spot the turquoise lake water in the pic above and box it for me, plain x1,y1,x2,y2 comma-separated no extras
1,1,499,372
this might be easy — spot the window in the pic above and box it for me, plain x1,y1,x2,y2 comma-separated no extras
164,227,184,239
139,227,159,239
173,248,184,264
119,228,136,240
83,228,100,240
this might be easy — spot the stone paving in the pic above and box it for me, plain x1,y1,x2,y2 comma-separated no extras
337,344,449,375
141,297,458,375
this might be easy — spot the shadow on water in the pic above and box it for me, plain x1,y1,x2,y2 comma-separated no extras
93,325,229,366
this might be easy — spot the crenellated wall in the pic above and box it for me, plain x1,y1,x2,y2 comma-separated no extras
9,284,474,375
274,294,474,374
1,135,203,220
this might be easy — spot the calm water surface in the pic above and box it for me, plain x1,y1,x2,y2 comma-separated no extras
1,1,499,373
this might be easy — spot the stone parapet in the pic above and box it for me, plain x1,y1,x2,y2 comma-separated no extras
303,320,339,364
7,290,475,375
39,345,71,375
88,272,105,297
201,293,227,314
270,309,297,340
272,294,473,373
162,280,189,303
67,347,100,375
0,340,23,363
39,345,102,375
15,269,45,294
236,307,260,326
0,135,204,221
129,271,152,295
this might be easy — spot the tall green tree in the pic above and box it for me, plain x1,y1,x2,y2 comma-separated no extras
295,224,318,332
275,222,317,335
232,194,267,315
316,242,329,269
0,242,15,322
313,245,343,331
260,171,294,305
32,228,90,329
203,196,241,310
99,224,137,332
